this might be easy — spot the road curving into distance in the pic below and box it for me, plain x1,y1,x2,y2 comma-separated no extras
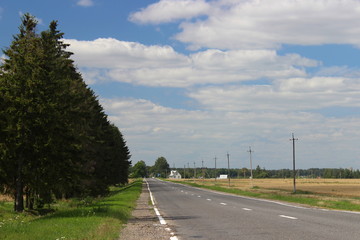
146,178,360,240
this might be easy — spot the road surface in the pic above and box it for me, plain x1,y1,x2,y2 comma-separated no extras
146,178,360,240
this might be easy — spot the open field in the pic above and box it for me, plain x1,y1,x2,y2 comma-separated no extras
170,178,360,211
177,178,360,197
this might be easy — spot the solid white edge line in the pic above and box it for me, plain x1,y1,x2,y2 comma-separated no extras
145,179,179,240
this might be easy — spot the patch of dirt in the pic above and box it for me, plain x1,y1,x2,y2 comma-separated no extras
0,194,13,202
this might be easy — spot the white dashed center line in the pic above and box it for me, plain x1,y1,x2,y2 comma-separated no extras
242,208,252,211
207,199,212,201
220,202,227,206
279,215,298,220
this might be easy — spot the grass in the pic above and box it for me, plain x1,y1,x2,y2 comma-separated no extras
0,180,143,240
170,179,360,212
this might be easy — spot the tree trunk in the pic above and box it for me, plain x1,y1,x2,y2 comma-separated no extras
25,190,29,209
15,163,24,212
14,192,17,211
29,198,34,210
15,182,24,212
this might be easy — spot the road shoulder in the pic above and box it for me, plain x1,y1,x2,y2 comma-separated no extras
118,182,171,240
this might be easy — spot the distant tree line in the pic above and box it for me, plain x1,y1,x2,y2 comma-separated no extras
130,157,170,178
130,157,360,180
175,166,360,179
0,14,131,212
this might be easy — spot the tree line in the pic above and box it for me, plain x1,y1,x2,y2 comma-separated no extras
130,157,360,179
0,14,131,212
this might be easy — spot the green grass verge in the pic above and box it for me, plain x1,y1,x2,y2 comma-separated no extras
0,180,143,240
173,181,360,212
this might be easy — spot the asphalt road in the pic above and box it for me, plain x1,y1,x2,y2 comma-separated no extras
146,178,360,240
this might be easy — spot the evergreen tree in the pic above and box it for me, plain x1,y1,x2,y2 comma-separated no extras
0,13,131,211
0,13,43,211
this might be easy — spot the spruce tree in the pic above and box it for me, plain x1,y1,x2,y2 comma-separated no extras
1,13,131,211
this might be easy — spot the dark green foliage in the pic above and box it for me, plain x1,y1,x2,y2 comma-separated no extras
151,157,170,178
130,160,147,178
253,165,269,178
0,13,130,211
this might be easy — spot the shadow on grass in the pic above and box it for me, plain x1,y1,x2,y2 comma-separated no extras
31,202,130,223
30,181,143,223
108,180,142,197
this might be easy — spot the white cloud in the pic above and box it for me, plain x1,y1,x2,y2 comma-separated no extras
276,77,360,93
188,76,360,112
129,0,210,24
66,38,318,87
66,38,188,69
101,98,360,169
77,0,94,7
132,0,360,50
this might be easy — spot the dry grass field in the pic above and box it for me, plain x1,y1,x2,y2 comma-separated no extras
178,178,360,198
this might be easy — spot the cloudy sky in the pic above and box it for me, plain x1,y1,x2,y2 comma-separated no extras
1,0,360,170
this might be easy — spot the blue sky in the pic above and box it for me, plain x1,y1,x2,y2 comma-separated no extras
1,0,360,170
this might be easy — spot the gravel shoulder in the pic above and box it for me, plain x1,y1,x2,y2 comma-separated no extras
118,182,172,240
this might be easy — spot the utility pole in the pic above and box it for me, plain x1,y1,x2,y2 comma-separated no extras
187,162,190,180
214,156,217,182
194,162,196,178
184,165,186,179
237,156,240,179
247,146,254,187
290,133,298,193
202,160,205,179
227,152,230,187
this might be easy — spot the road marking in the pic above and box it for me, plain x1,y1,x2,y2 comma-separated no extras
154,205,167,224
146,182,166,224
242,208,252,211
198,195,201,198
145,179,179,240
220,202,227,205
207,198,212,201
279,215,298,220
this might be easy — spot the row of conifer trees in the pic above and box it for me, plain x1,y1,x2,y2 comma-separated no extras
0,14,131,212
